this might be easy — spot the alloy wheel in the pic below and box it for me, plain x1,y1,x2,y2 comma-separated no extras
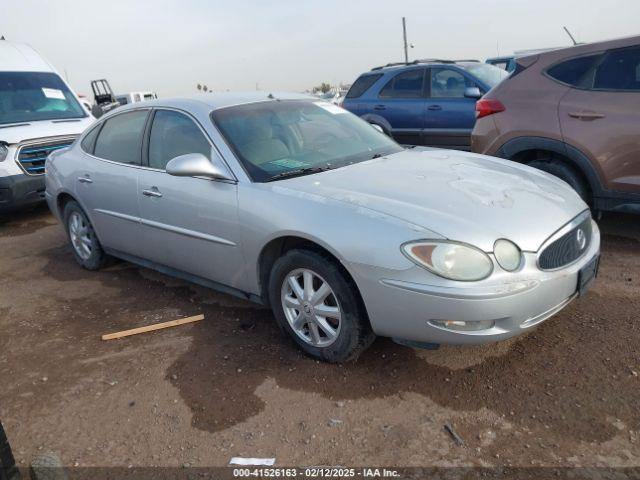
68,211,93,261
281,268,342,347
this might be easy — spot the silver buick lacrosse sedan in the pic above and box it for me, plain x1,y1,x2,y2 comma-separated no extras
45,93,600,362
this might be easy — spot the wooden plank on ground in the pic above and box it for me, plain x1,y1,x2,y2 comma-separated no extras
101,314,204,341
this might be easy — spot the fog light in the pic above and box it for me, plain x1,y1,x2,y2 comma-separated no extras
429,319,495,332
494,239,522,271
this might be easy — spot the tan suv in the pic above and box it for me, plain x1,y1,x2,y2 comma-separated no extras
472,35,640,214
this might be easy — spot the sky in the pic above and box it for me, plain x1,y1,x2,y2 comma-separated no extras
1,0,639,97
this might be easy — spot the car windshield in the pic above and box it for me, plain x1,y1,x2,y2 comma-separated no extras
0,71,87,125
211,99,403,182
459,62,510,87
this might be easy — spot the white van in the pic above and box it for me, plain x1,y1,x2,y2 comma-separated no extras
0,40,94,213
116,91,158,105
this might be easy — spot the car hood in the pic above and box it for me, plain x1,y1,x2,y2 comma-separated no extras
277,148,588,252
0,117,94,145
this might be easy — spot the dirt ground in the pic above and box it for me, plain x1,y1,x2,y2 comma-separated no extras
1,205,639,471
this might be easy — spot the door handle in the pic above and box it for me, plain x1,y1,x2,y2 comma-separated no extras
568,111,605,120
428,105,442,111
373,105,386,111
77,176,93,184
142,188,163,198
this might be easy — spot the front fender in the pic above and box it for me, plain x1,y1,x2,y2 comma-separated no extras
237,183,443,294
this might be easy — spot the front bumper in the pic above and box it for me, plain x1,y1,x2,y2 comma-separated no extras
353,221,601,345
0,174,46,213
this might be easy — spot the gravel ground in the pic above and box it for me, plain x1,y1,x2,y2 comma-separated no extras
0,206,638,471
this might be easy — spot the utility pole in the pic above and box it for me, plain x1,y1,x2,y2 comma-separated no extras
402,17,408,64
563,26,578,45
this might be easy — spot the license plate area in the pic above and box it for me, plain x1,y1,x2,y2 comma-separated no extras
578,254,599,297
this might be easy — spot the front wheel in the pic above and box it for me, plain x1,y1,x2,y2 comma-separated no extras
268,249,375,363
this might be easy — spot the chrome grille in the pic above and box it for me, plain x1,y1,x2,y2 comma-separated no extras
16,139,75,176
539,216,592,270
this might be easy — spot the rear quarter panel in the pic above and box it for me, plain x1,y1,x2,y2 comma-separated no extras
480,64,570,155
45,145,81,218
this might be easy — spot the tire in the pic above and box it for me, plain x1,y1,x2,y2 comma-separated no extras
62,200,109,270
268,249,375,363
528,158,590,203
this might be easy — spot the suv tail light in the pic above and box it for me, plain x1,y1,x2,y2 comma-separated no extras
476,99,505,119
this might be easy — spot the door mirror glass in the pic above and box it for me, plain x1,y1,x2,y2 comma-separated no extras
464,87,482,99
166,153,233,181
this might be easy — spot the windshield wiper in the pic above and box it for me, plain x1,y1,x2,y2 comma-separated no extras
265,166,330,182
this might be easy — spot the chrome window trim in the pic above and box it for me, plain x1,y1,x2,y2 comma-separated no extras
535,209,592,271
79,106,238,184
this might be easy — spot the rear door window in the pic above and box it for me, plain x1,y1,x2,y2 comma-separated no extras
546,54,601,87
345,74,382,98
593,46,640,91
379,69,425,98
148,110,211,170
93,110,149,164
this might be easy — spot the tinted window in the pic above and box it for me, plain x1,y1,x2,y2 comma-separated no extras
430,68,472,98
547,54,601,87
345,74,382,98
594,46,640,91
0,71,86,125
93,110,148,164
379,69,424,98
148,110,211,170
80,124,102,154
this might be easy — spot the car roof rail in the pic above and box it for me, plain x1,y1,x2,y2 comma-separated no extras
371,62,409,70
370,57,481,71
413,58,455,64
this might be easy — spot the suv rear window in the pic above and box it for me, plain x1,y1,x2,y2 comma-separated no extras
345,74,382,98
594,46,640,91
547,54,601,87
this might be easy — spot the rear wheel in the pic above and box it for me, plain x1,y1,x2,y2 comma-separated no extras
268,249,375,362
528,158,590,204
63,200,109,270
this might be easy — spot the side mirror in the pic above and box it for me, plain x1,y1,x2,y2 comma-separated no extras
166,153,233,181
464,87,482,99
370,123,385,134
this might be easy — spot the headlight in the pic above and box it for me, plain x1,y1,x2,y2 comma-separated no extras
494,239,522,271
402,240,493,281
0,143,8,162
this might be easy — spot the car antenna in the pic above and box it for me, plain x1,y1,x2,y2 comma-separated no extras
563,26,578,46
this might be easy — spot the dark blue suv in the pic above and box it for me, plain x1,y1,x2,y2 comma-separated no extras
342,60,508,150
